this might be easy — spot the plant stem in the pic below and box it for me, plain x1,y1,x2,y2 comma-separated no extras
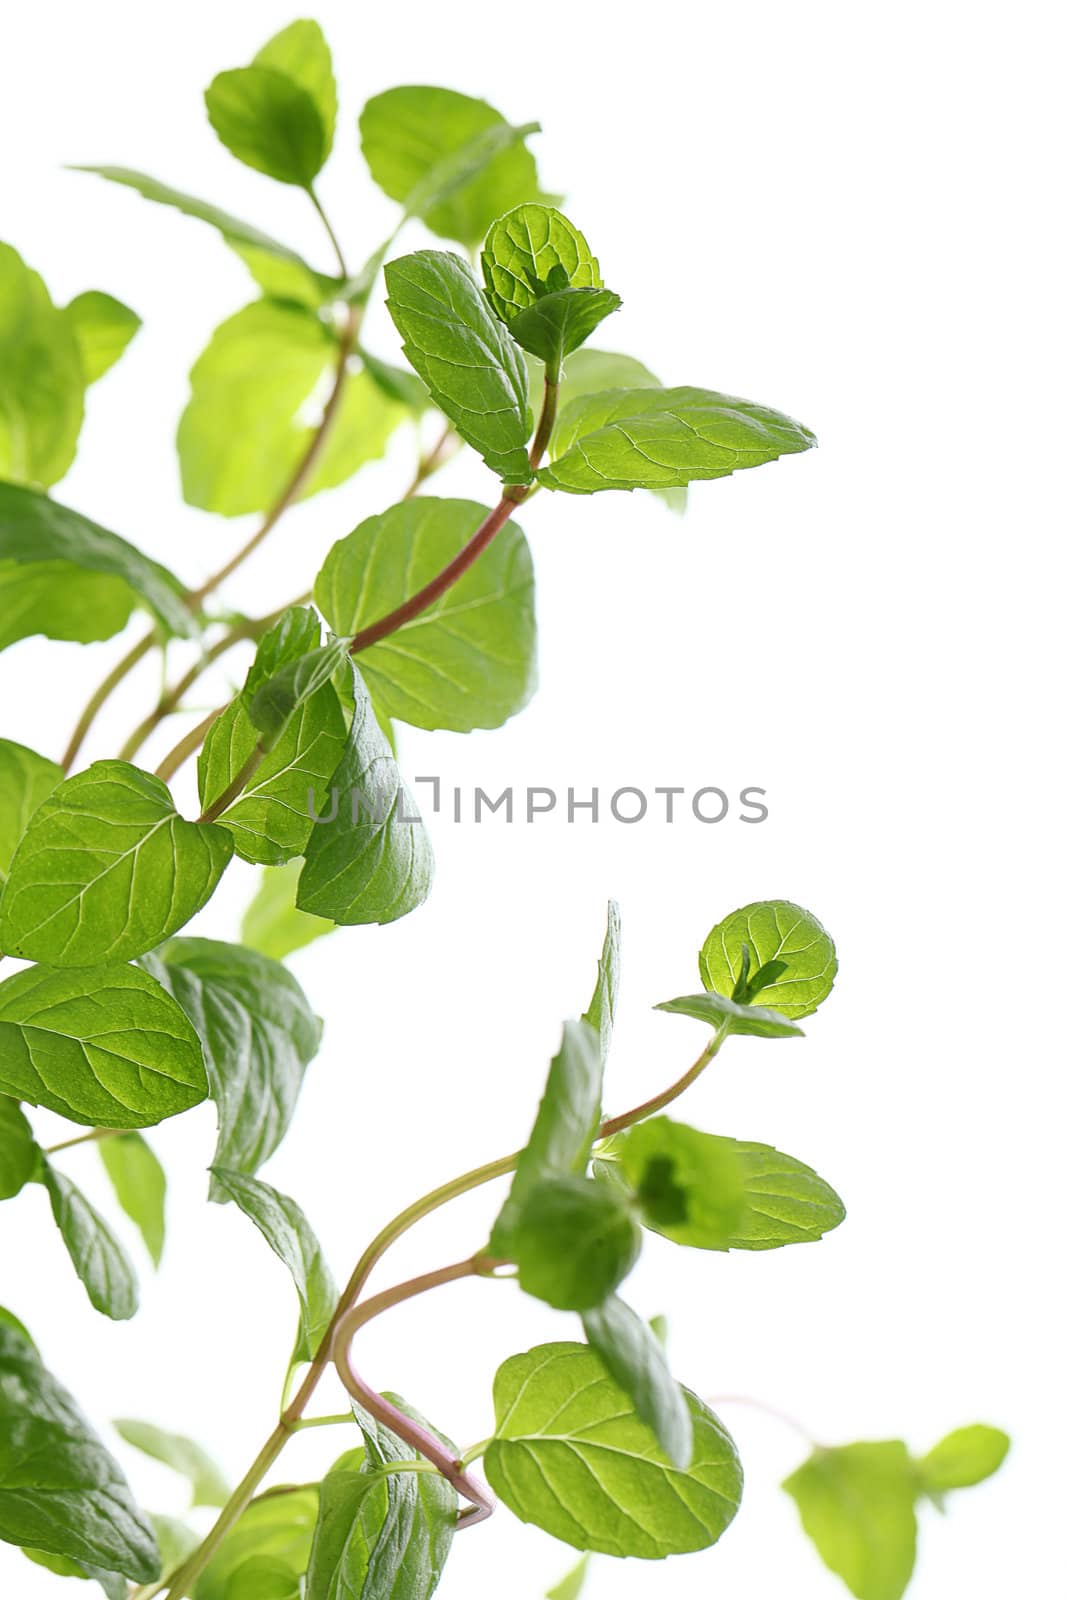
705,1394,820,1447
403,421,458,499
528,374,559,471
308,185,349,279
198,744,267,825
61,631,157,771
159,1027,729,1596
43,1127,122,1155
154,708,224,784
119,595,311,764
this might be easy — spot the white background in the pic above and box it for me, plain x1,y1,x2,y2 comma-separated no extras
2,1,1062,1594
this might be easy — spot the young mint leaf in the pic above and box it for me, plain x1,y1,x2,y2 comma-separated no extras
296,664,434,927
513,1175,641,1311
0,1323,160,1580
0,739,63,890
700,900,837,1020
315,497,537,732
240,860,336,963
385,251,533,483
195,1488,320,1600
253,20,336,155
547,1555,590,1600
199,610,348,864
655,990,804,1039
210,1169,336,1361
62,291,141,385
509,288,622,374
305,1399,457,1600
0,962,207,1127
0,1097,39,1200
582,899,620,1066
360,86,547,245
0,761,233,967
0,241,83,489
0,482,192,649
580,1296,692,1468
619,1117,746,1249
486,1342,742,1558
71,167,336,302
113,1418,230,1509
917,1425,1010,1495
178,304,400,517
205,66,327,187
723,1139,846,1249
783,1442,919,1600
247,639,352,751
483,205,604,319
40,1163,139,1321
482,206,619,371
144,938,322,1200
98,1133,166,1266
540,385,816,493
490,1017,602,1257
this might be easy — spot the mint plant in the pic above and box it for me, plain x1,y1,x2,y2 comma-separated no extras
0,20,1008,1600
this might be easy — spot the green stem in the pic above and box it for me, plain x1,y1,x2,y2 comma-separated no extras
289,1412,355,1432
61,631,158,772
162,1422,291,1600
154,708,224,784
197,744,267,825
43,1127,122,1155
308,185,349,279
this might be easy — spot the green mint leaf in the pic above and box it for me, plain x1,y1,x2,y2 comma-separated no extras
655,990,804,1038
783,1441,919,1600
360,86,546,246
253,20,336,155
918,1425,1010,1495
490,1017,602,1257
0,1322,160,1581
0,1097,39,1200
209,1168,336,1361
144,937,321,1201
582,900,620,1067
0,1306,34,1344
509,288,622,372
0,241,83,489
723,1139,846,1249
97,1133,166,1267
196,1488,319,1600
619,1117,746,1249
240,860,336,962
539,386,816,494
40,1162,139,1321
513,1175,641,1311
315,497,536,732
62,291,141,385
482,206,619,370
223,1556,301,1598
113,1418,230,1509
247,639,352,750
0,739,63,890
296,664,434,927
700,900,837,1020
0,482,192,650
483,206,604,319
306,1398,457,1600
547,1555,590,1600
0,962,207,1127
178,304,401,517
70,167,335,301
486,1342,742,1557
199,613,348,864
580,1296,693,1468
384,251,533,483
0,761,232,967
205,67,327,187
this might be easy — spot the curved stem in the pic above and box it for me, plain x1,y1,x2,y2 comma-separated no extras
331,1257,499,1528
119,594,311,764
198,743,267,825
308,185,349,279
705,1394,820,1448
61,631,157,771
154,708,224,784
43,1127,121,1156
